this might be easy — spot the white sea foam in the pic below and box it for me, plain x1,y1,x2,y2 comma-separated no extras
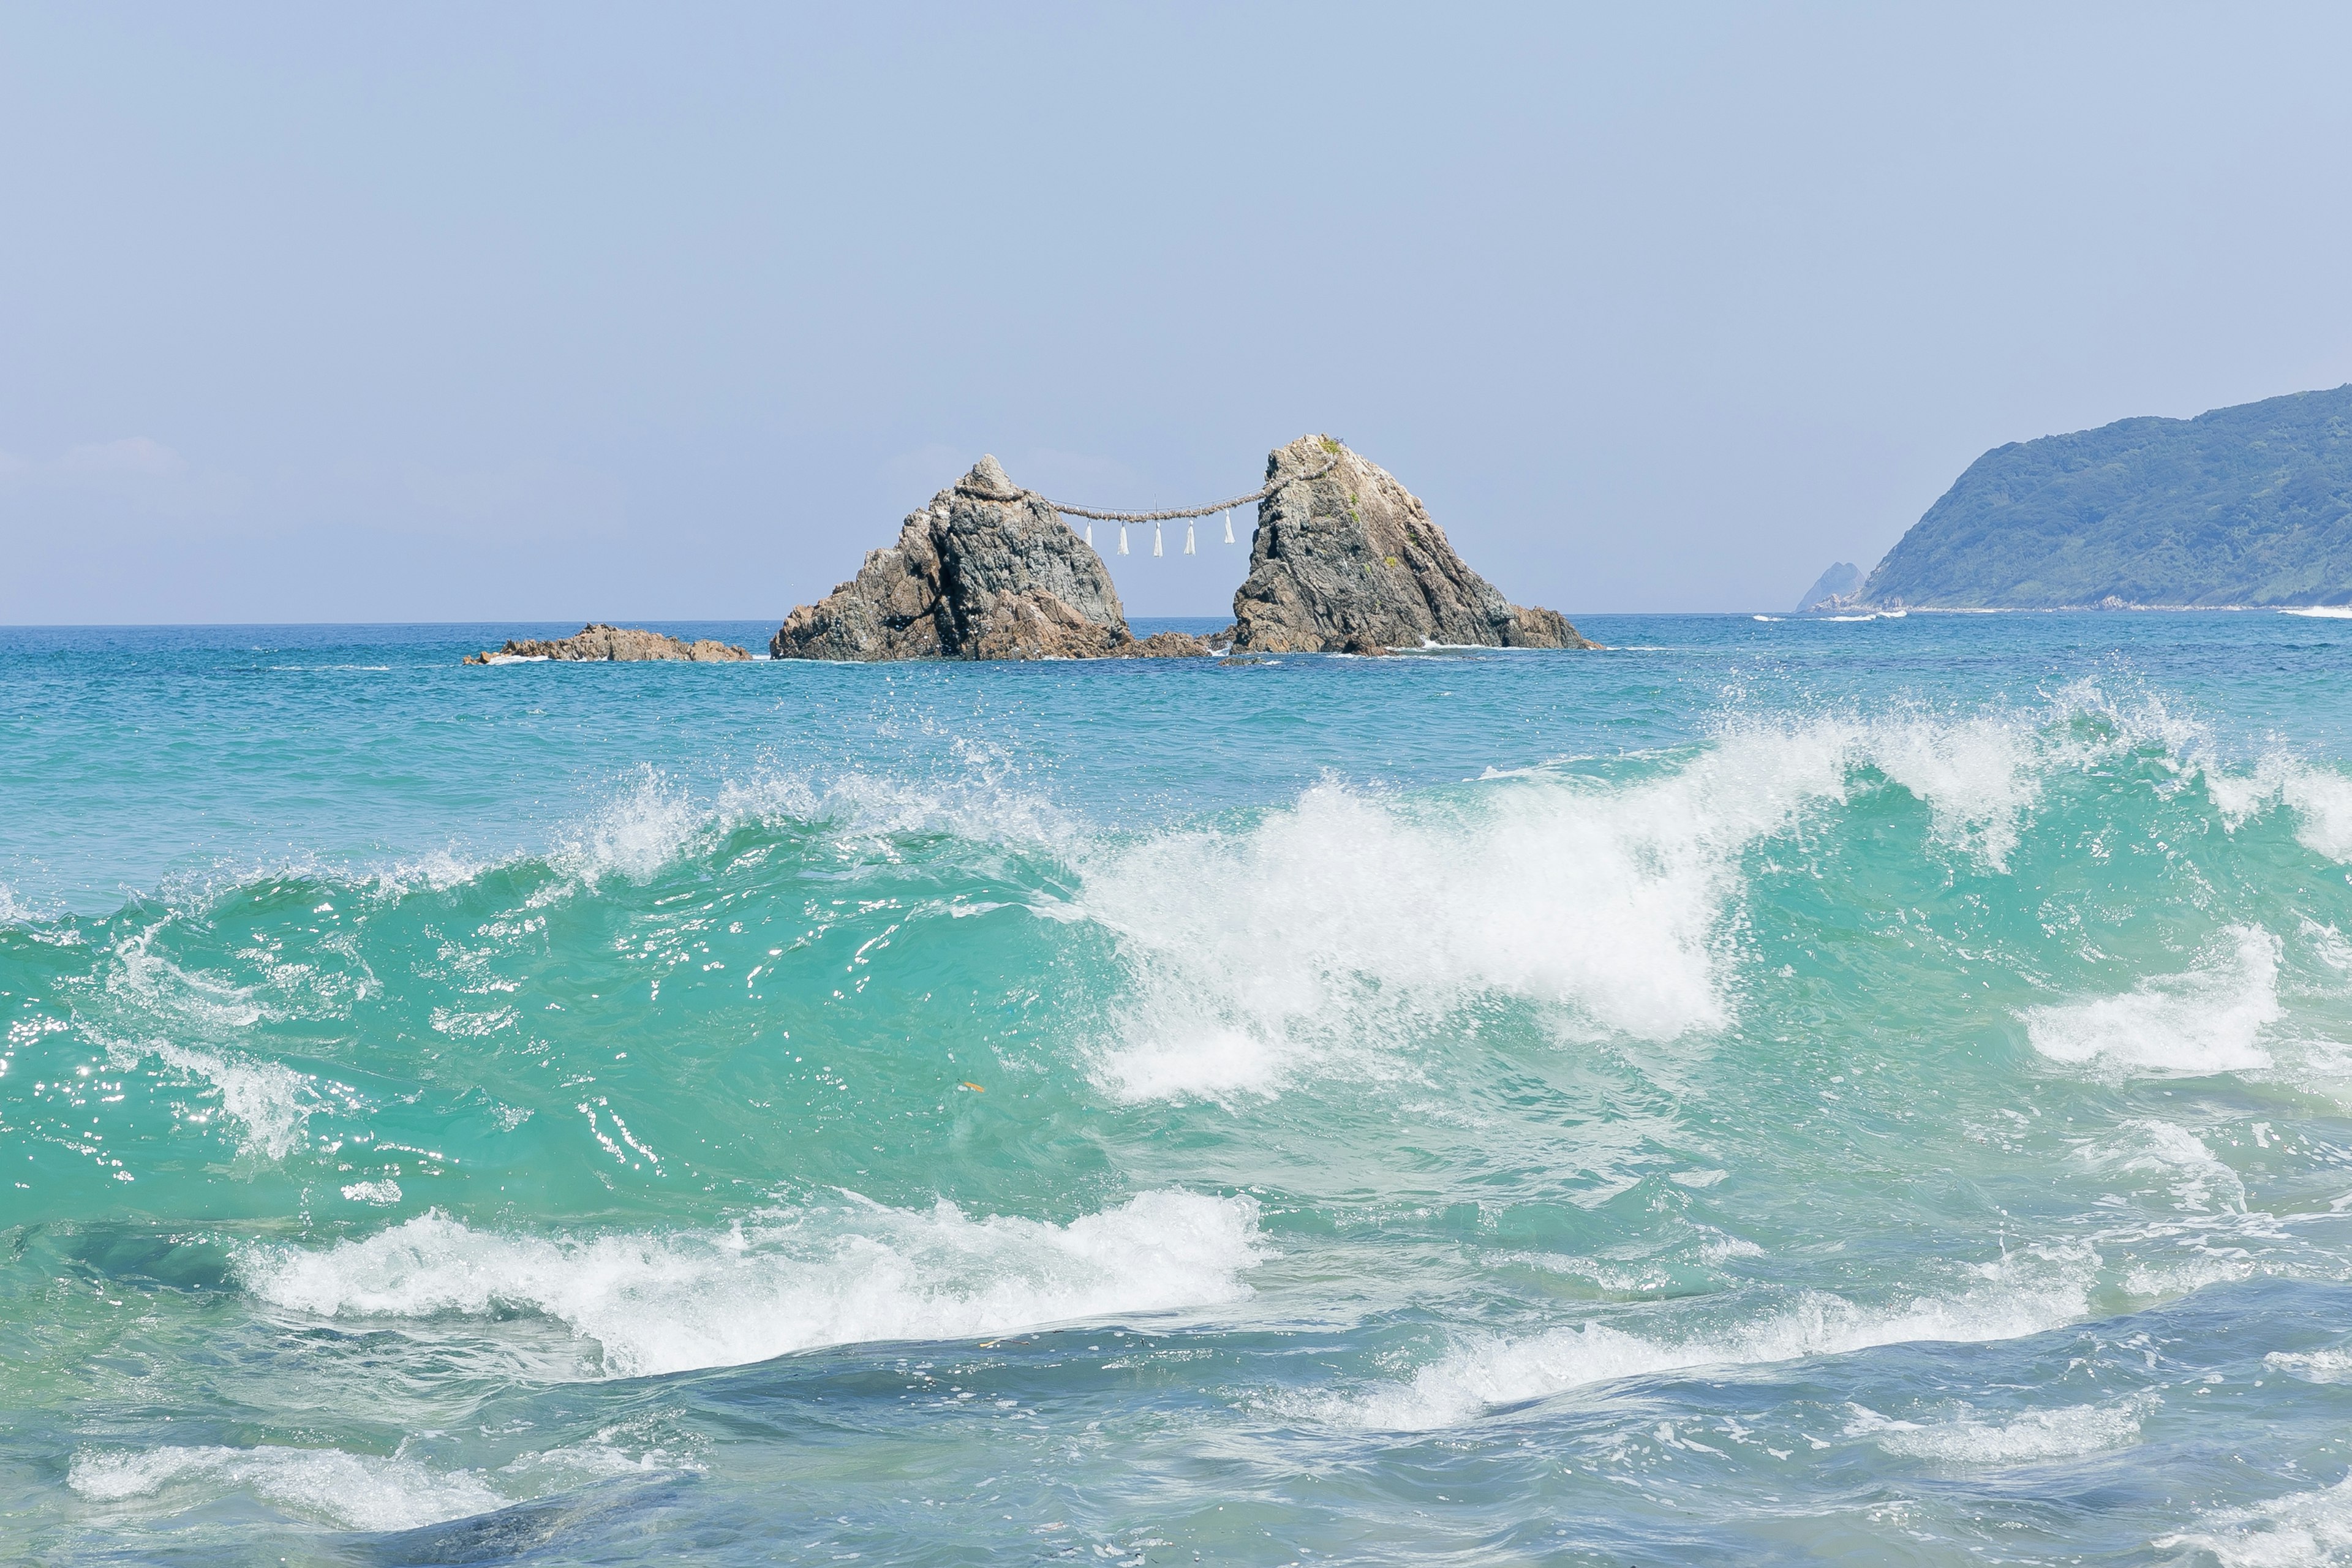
2081,1118,2247,1213
2280,767,2352,864
2208,758,2352,864
2157,1472,2352,1566
236,1188,1262,1378
1083,701,2079,1100
1080,725,1855,1098
69,1443,504,1531
98,1041,317,1162
1324,1263,2090,1430
2280,606,2352,619
1845,1398,2143,1465
111,925,268,1033
1865,711,2041,869
368,848,496,898
2122,1252,2254,1298
549,767,718,883
544,758,1069,888
2022,925,2281,1075
66,1428,700,1531
2266,1348,2352,1383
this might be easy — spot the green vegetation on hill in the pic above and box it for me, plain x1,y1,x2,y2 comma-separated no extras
1863,385,2352,607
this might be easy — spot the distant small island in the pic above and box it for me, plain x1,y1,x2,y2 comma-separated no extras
1858,383,2352,608
465,625,750,663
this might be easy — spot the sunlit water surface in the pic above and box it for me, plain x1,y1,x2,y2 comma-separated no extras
6,612,2352,1566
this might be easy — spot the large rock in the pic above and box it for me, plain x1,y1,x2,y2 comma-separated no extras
773,457,1207,661
1226,436,1594,653
464,625,750,663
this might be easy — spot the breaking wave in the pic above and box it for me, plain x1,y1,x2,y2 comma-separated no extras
2022,925,2282,1076
235,1189,1264,1378
1320,1256,2092,1430
1845,1397,2146,1466
2157,1472,2352,1566
1078,684,2319,1100
70,1444,507,1532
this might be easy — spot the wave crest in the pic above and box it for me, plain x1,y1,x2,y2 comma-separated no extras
1318,1257,2092,1430
235,1189,1263,1378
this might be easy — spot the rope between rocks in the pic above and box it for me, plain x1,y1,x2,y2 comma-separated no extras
953,458,1341,522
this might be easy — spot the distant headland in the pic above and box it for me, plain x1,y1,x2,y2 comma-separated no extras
1841,384,2352,609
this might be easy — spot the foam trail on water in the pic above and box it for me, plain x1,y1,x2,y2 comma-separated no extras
2156,1473,2352,1566
1325,1264,2090,1430
148,1043,315,1161
236,1189,1262,1378
2267,1349,2352,1384
2022,925,2281,1074
69,1444,504,1532
2079,1119,2247,1213
1844,1398,2145,1466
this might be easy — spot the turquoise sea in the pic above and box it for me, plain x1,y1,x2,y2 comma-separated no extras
7,610,2352,1566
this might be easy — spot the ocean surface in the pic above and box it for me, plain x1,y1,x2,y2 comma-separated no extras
7,610,2352,1566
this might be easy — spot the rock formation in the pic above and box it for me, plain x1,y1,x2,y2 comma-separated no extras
771,457,1210,660
1222,436,1594,653
1796,562,1862,612
464,625,750,663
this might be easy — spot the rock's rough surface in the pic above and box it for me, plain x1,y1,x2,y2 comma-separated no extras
1227,436,1594,653
465,625,750,663
772,457,1202,661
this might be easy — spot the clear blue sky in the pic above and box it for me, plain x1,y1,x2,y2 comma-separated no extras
6,3,2350,622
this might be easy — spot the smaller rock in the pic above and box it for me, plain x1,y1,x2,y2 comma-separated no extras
465,625,751,663
1109,631,1215,658
1336,632,1390,656
1501,606,1587,647
1796,562,1863,612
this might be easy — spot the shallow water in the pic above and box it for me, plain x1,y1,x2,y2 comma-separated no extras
6,611,2352,1565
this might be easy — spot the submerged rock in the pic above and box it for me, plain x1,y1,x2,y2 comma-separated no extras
464,625,750,663
772,456,1208,661
1227,436,1594,653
